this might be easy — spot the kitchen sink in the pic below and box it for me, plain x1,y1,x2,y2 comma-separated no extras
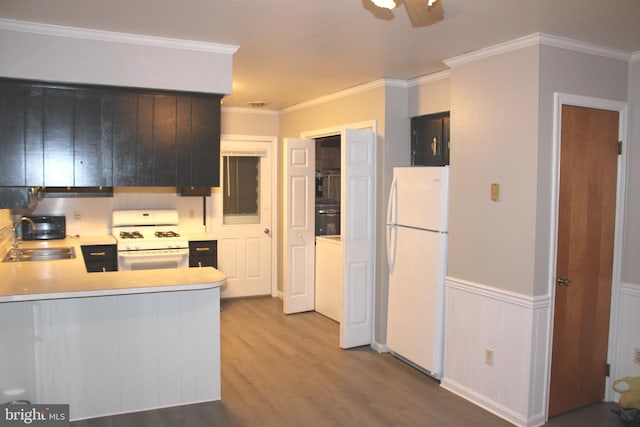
3,247,76,262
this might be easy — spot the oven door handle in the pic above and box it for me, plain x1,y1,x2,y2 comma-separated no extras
118,249,189,258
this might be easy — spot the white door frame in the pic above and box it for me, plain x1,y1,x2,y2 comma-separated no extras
217,134,279,298
545,93,628,418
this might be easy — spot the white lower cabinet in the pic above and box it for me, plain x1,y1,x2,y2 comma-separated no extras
315,236,343,322
27,288,221,420
0,301,36,404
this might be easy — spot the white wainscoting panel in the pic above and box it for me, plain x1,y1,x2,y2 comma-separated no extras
32,288,220,421
442,278,550,427
614,283,640,380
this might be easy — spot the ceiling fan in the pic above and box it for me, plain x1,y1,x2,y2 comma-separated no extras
370,0,444,27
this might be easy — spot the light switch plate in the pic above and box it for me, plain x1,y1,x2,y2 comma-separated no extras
491,183,500,201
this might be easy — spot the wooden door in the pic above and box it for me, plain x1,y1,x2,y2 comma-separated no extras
549,105,619,416
283,138,316,314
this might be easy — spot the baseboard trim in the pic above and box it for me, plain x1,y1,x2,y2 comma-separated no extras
441,378,531,427
371,341,388,353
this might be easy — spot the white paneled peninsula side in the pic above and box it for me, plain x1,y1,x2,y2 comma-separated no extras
0,237,226,421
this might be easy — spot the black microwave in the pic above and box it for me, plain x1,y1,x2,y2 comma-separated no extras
21,215,66,240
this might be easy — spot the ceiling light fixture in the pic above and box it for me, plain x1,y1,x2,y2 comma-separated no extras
371,0,437,10
371,0,396,9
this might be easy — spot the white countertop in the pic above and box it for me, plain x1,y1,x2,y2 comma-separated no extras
0,236,227,303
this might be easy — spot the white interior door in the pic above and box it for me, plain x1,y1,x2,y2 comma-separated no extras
340,128,376,348
283,138,315,314
211,139,272,298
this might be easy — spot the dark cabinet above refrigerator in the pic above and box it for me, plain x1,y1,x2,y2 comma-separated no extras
411,111,450,166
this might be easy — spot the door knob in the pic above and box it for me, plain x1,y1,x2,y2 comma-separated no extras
264,228,271,234
556,277,571,287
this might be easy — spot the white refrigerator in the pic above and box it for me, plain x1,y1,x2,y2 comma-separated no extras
386,166,449,379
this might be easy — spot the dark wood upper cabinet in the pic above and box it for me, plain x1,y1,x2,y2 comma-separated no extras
411,111,450,166
0,77,222,191
74,88,113,186
188,94,220,187
112,91,139,186
0,80,26,186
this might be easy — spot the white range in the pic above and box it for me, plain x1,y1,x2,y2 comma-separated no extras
112,209,190,270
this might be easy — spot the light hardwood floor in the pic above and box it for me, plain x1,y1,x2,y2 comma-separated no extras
72,297,622,426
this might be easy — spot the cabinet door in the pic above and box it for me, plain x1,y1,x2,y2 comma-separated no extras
25,86,45,185
153,94,178,185
81,244,118,272
112,91,139,186
188,240,217,268
411,112,449,166
74,88,113,186
136,93,154,186
188,95,221,187
443,115,450,165
0,80,26,185
43,87,75,185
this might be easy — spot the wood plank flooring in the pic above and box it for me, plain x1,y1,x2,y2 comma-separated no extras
71,296,623,427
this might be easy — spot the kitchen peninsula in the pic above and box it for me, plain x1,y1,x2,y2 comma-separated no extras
0,236,226,421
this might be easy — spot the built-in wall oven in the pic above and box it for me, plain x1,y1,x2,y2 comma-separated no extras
112,209,189,271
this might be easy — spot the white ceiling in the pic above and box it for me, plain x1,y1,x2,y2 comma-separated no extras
1,0,639,110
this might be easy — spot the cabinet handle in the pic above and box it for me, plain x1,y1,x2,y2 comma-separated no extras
431,137,438,156
195,247,210,252
90,252,106,256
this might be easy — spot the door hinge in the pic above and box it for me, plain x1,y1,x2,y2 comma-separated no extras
618,140,622,155
606,363,611,377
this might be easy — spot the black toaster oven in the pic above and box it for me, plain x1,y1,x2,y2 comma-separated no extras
21,215,66,240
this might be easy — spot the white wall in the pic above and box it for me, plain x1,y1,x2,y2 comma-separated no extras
448,45,540,296
221,107,279,136
0,19,235,94
623,56,640,285
408,71,451,118
615,56,640,381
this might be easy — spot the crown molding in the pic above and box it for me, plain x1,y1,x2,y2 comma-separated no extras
221,106,279,116
281,78,393,113
408,69,450,87
0,18,239,55
444,33,630,68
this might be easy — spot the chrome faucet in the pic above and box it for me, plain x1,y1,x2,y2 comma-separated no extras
10,216,36,260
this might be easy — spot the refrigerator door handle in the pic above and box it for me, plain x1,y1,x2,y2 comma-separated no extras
386,177,399,272
387,176,398,225
387,224,398,272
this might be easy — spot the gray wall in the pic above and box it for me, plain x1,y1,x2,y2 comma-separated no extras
623,58,640,284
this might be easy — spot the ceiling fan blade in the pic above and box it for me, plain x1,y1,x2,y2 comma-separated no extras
403,0,444,27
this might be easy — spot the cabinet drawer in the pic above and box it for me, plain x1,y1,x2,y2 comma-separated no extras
81,244,117,272
189,240,217,268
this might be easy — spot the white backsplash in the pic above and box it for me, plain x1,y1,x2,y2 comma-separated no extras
25,188,211,237
0,209,12,255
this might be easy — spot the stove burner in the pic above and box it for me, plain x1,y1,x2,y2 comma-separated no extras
120,231,144,239
155,231,180,238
